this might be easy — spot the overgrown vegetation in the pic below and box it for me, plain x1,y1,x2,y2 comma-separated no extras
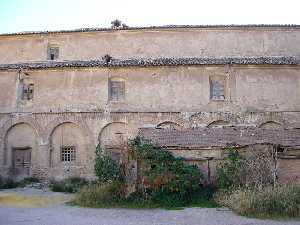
0,176,40,189
50,177,88,193
94,144,122,183
215,184,300,218
73,181,124,207
215,147,300,218
216,148,242,190
130,137,204,207
74,141,300,216
74,138,217,209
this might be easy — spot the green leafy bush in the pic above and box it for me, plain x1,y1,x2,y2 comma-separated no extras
0,176,19,189
130,137,203,207
216,148,242,190
50,177,88,193
74,181,123,207
0,176,40,189
215,184,300,218
94,144,122,182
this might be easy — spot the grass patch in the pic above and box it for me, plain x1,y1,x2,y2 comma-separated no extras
50,177,88,193
0,193,72,208
215,184,300,219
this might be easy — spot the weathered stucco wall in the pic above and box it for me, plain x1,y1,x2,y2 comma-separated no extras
0,111,300,181
0,65,299,113
0,26,299,182
1,27,300,63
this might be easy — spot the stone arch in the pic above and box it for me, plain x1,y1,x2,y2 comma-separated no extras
48,121,90,179
259,121,283,129
207,120,230,128
98,122,133,162
0,117,41,142
44,117,93,145
3,122,38,179
156,121,182,130
1,117,41,165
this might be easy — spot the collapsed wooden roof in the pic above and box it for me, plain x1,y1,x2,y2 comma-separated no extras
138,127,300,149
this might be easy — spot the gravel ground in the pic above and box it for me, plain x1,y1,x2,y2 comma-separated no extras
0,187,299,225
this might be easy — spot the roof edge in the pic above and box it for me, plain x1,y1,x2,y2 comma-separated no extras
0,57,299,70
1,24,300,37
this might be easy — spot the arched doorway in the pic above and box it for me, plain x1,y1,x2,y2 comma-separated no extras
99,122,129,163
4,123,37,180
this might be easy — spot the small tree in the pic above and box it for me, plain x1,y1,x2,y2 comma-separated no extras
94,144,121,183
216,148,242,190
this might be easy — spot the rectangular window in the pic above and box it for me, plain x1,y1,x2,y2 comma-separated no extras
109,80,125,101
210,78,225,100
47,45,59,60
61,146,76,162
22,83,34,100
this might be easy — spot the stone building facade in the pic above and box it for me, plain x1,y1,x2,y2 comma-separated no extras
0,25,299,181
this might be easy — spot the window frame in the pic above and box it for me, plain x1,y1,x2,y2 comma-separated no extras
60,146,76,162
21,83,34,101
209,76,226,101
47,44,59,61
108,78,125,102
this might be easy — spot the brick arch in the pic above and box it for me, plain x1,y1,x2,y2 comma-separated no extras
259,121,283,129
44,117,93,146
189,112,232,128
98,122,132,162
98,122,129,144
0,117,41,141
156,121,182,130
207,120,230,128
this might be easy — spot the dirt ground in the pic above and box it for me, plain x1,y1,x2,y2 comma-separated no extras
0,187,299,225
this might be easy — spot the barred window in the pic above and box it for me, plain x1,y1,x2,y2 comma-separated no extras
22,83,34,100
61,146,76,162
210,78,225,100
109,79,125,101
47,45,59,60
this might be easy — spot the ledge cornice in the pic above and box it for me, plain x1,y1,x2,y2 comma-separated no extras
0,57,299,71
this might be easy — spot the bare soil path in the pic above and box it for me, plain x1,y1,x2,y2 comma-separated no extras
0,187,299,225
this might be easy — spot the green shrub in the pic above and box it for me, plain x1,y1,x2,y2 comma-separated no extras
50,177,88,193
0,177,19,189
215,184,300,218
130,137,203,207
22,177,40,183
216,148,242,190
74,181,123,207
0,176,41,189
94,144,122,182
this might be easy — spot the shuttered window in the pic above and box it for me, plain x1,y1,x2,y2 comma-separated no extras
109,80,125,101
210,78,225,100
22,83,34,100
47,45,59,60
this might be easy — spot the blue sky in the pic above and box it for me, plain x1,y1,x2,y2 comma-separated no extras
0,0,299,34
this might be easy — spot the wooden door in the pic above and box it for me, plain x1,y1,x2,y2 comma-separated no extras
13,148,31,179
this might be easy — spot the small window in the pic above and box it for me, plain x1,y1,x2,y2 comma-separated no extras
47,45,59,60
61,146,76,162
22,83,34,100
210,77,225,100
109,79,125,101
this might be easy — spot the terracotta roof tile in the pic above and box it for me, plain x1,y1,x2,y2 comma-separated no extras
138,127,300,148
